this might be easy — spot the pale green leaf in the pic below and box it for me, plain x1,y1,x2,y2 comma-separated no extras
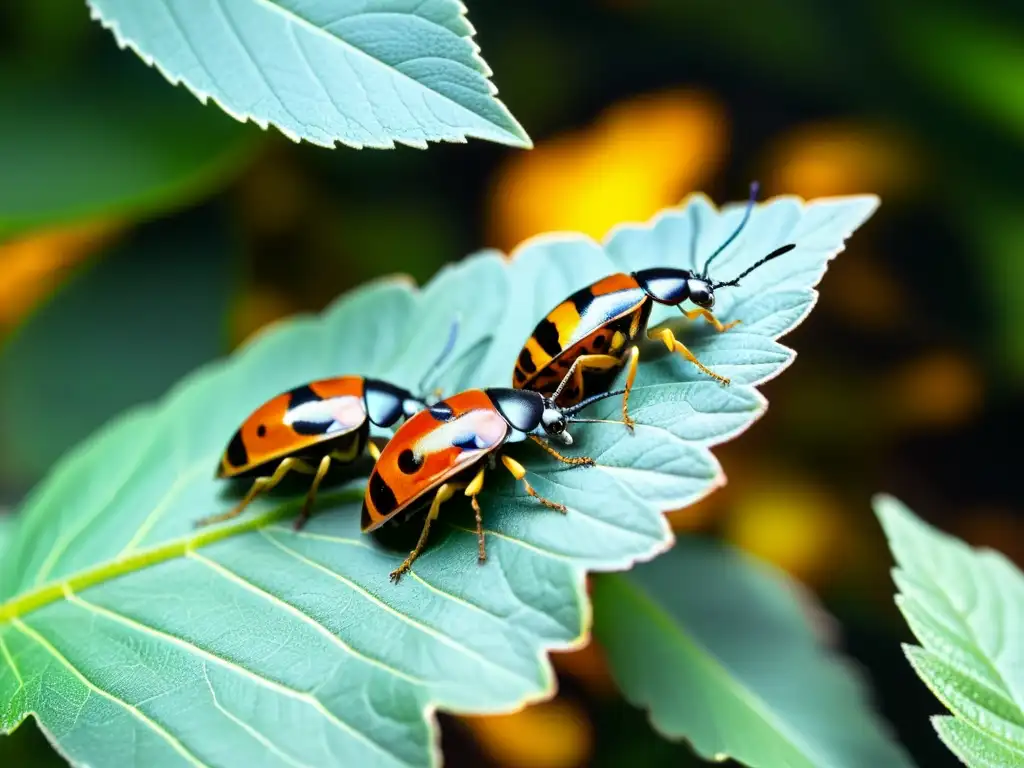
592,541,913,768
934,716,1024,768
0,515,11,561
875,494,1024,767
0,193,875,767
87,0,530,150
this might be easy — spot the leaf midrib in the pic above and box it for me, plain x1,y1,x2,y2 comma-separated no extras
0,491,360,624
616,574,821,768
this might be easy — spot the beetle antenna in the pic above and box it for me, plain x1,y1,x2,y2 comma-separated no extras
700,181,759,277
710,244,796,290
568,417,629,425
417,314,460,396
565,388,628,418
551,361,578,401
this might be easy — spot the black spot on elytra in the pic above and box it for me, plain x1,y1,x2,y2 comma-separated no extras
287,384,321,409
290,419,330,436
517,348,536,375
428,402,455,422
256,424,267,438
534,318,562,357
367,471,398,515
513,368,527,383
225,430,248,468
397,448,421,474
571,288,594,315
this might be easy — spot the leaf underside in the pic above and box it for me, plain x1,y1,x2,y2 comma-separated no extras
592,542,914,768
0,193,877,767
875,495,1024,768
87,0,531,150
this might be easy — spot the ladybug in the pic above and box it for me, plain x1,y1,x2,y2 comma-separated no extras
362,372,626,583
512,182,796,428
197,320,459,531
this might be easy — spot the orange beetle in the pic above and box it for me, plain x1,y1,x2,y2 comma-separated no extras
198,321,459,531
513,182,796,427
363,366,626,583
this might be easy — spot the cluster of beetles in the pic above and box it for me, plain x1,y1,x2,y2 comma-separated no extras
198,184,797,583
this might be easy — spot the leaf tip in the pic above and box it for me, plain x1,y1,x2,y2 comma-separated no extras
872,492,914,535
496,117,534,149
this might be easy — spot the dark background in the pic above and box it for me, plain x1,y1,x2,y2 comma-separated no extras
2,1,1022,765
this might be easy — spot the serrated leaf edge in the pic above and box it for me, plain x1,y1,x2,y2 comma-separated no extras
903,645,1024,748
877,494,1024,765
87,0,532,150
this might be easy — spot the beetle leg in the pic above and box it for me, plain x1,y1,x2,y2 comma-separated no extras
501,455,567,513
649,327,730,385
465,466,488,562
528,435,594,466
293,455,332,531
619,346,639,431
367,440,382,462
390,482,461,583
680,307,741,333
552,353,623,405
197,457,309,527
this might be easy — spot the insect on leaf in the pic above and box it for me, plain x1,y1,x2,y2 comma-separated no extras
875,494,1024,768
0,193,874,767
87,0,531,150
592,542,915,768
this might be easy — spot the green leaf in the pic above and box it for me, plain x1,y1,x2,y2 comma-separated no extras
592,541,913,768
0,67,255,240
0,514,12,561
0,212,235,483
875,494,1024,767
87,0,531,150
0,192,876,767
888,5,1024,143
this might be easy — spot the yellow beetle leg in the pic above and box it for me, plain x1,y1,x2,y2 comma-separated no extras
293,455,332,531
528,435,594,466
464,466,488,562
367,440,382,462
681,307,741,332
649,327,730,385
389,481,464,583
197,457,311,527
501,455,566,513
620,345,640,431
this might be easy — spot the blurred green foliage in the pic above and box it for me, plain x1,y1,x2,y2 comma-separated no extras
0,209,235,485
0,66,255,239
1,0,1023,766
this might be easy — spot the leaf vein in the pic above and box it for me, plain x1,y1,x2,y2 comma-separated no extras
260,531,537,687
245,0,518,138
201,662,313,768
64,585,391,753
212,0,309,136
0,628,24,692
11,617,210,768
186,549,426,687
